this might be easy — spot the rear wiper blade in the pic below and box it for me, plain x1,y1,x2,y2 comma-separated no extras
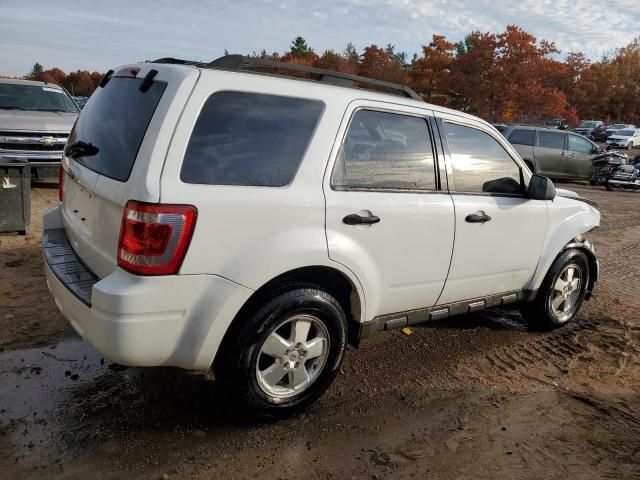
0,106,26,110
36,108,68,112
65,141,99,159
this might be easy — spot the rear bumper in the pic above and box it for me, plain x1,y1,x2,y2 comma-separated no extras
42,205,253,370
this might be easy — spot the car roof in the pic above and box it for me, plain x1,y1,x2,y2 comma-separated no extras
0,77,64,89
144,56,491,129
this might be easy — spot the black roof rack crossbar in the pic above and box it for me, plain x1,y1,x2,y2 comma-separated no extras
152,55,423,101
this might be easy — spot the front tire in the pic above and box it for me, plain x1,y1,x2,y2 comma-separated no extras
628,142,634,150
521,249,589,330
217,285,348,419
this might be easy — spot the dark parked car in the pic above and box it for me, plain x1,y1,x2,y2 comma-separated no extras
591,124,609,142
502,126,604,180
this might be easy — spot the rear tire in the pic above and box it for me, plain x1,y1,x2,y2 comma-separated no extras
521,249,589,331
216,284,348,419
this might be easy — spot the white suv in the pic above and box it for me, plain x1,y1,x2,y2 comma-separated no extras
44,56,600,417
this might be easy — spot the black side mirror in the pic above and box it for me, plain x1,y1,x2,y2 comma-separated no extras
527,175,556,200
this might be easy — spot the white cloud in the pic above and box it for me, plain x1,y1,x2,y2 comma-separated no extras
0,0,638,76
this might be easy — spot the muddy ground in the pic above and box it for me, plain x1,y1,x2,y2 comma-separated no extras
1,184,639,479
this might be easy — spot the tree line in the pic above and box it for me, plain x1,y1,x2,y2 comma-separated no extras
24,25,640,125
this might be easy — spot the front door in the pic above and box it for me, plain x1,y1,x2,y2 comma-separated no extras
565,133,598,180
435,115,548,305
535,129,567,178
324,104,455,320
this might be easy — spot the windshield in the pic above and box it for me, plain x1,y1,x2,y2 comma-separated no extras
0,83,79,113
579,121,598,128
609,124,627,129
617,130,636,136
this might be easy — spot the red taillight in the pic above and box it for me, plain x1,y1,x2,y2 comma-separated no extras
58,164,64,202
117,201,197,275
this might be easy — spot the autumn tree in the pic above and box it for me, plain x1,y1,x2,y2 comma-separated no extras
409,34,455,105
315,50,356,74
449,31,499,117
358,44,406,83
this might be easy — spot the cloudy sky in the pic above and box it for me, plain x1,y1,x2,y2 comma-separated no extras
1,0,639,76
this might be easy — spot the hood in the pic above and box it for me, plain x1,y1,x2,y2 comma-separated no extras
0,110,77,132
607,135,629,141
555,187,599,208
556,187,579,198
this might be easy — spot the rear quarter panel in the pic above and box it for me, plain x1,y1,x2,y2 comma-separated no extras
160,70,364,301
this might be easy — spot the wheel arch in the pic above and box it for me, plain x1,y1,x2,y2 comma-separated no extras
213,265,364,370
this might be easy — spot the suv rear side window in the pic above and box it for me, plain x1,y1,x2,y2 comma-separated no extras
181,91,324,187
68,77,166,181
331,109,436,191
444,122,522,194
508,129,535,146
538,131,566,150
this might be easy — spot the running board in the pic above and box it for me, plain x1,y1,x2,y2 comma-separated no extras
358,290,524,338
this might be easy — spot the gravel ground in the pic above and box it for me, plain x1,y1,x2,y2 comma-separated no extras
1,183,639,479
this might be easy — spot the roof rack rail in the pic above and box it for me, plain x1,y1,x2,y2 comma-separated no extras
152,54,423,101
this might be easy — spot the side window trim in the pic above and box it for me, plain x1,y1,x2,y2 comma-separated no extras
439,118,526,197
329,106,440,193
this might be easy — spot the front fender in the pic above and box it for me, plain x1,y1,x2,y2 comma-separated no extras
526,197,600,293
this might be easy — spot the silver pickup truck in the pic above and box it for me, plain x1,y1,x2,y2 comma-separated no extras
0,78,79,178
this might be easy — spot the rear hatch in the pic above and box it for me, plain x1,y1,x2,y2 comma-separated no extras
60,64,199,278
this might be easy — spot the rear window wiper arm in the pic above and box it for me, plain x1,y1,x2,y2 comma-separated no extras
65,141,99,159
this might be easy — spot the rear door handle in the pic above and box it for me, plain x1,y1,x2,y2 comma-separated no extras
465,211,492,223
343,213,380,225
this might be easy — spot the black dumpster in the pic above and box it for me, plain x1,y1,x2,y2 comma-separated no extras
0,159,31,235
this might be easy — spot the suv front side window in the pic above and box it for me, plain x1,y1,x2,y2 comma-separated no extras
331,109,436,191
444,122,522,195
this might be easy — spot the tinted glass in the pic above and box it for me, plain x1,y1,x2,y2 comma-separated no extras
331,109,435,190
181,91,323,187
618,130,636,136
568,134,594,154
0,83,78,113
508,129,535,146
444,122,522,194
538,131,565,150
68,77,166,181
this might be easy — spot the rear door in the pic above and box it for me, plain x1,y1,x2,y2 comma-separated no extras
324,102,454,319
61,65,199,278
566,133,598,179
435,114,547,304
535,130,567,178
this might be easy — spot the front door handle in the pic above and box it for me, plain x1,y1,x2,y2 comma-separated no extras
465,211,492,223
343,213,380,225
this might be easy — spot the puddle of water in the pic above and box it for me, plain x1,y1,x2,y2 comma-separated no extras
0,339,107,463
0,338,235,467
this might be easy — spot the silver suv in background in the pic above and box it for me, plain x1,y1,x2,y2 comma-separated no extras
0,78,79,178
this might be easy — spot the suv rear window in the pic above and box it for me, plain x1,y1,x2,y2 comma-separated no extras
508,129,535,146
68,77,166,181
181,91,324,187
